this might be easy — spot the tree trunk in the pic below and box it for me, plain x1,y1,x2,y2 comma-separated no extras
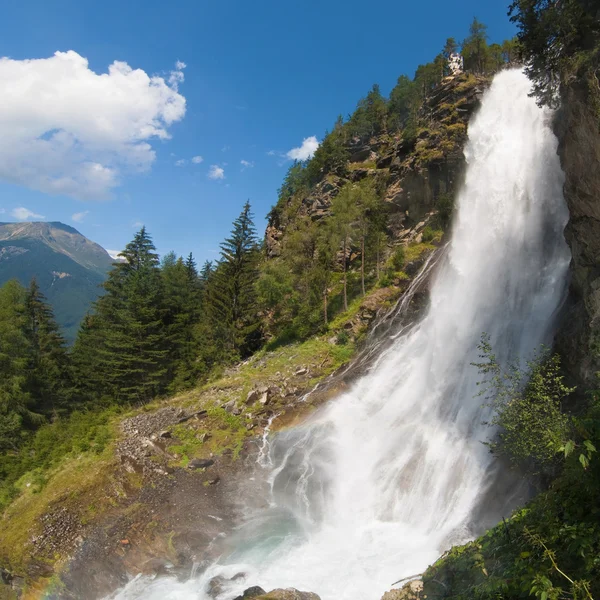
361,235,365,296
343,237,348,312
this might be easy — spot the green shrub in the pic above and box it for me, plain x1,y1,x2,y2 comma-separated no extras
391,246,406,271
422,226,436,242
474,336,575,477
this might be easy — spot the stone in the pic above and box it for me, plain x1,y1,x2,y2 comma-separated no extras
294,367,308,376
222,400,237,413
381,580,424,600
237,586,266,599
246,389,260,404
188,458,214,470
158,430,171,438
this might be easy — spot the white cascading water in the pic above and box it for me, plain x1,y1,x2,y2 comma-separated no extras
113,69,571,600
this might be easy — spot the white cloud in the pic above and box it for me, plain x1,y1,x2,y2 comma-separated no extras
0,208,5,214
240,159,254,170
11,207,45,221
175,159,187,167
221,145,230,152
0,51,187,200
191,155,203,164
286,136,319,161
71,210,89,222
132,220,144,228
208,165,225,180
266,150,276,156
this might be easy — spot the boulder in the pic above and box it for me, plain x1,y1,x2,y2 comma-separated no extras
233,586,267,599
246,389,260,404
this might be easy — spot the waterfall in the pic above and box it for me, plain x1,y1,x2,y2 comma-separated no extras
112,69,571,600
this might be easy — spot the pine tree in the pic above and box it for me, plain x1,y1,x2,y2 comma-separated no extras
199,260,213,289
0,281,40,450
462,18,489,74
207,201,261,356
162,253,203,391
77,227,168,403
24,279,70,417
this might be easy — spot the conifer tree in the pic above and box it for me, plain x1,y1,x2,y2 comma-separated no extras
80,227,168,403
207,201,261,356
162,253,203,390
0,281,40,450
24,279,70,417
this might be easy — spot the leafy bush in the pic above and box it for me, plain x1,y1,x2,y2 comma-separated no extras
474,337,575,477
422,226,436,242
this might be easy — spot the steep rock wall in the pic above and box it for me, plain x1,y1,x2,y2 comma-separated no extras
554,81,600,385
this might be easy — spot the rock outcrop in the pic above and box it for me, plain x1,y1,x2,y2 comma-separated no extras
266,73,489,259
554,79,600,385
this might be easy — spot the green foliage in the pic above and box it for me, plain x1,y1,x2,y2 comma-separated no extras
462,18,489,74
24,279,70,417
75,227,168,403
509,0,600,110
474,337,575,477
206,201,262,357
423,365,600,600
436,193,455,229
0,280,38,451
0,408,117,511
391,246,406,271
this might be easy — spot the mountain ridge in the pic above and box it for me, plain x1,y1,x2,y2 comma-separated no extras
0,221,114,341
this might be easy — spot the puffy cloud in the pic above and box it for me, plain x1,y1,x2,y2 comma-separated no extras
266,150,276,156
0,51,187,200
286,136,319,161
240,159,254,169
191,155,204,164
11,207,45,221
175,159,187,167
71,210,89,222
208,165,225,180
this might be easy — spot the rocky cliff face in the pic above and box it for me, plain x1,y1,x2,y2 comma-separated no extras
554,82,600,385
266,73,489,258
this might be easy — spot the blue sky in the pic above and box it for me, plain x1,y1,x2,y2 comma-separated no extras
0,0,516,263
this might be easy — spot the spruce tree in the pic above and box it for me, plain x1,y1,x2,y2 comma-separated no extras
0,281,40,450
24,279,70,417
207,201,261,356
162,253,203,390
79,227,168,403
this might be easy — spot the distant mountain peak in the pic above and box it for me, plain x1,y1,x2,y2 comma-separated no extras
0,221,115,342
